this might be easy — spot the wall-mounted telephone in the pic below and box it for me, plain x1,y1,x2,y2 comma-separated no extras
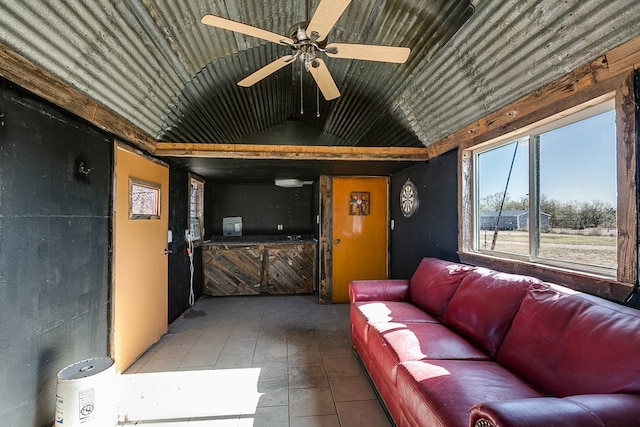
187,218,201,242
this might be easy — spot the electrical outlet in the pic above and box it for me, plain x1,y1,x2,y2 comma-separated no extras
277,224,283,230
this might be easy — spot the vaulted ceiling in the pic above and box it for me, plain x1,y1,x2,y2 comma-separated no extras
1,0,640,180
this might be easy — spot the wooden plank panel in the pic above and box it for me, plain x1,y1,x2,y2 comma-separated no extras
605,35,640,76
318,175,333,304
202,246,263,296
265,244,316,294
615,72,637,284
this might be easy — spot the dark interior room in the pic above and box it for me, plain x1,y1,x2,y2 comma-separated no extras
1,1,640,425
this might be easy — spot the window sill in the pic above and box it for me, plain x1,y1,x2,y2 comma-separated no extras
458,251,634,302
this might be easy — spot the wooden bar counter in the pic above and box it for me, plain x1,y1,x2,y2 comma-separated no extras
202,236,317,296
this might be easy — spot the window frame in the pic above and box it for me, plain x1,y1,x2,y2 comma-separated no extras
459,76,637,301
471,100,617,277
129,177,162,220
188,174,205,243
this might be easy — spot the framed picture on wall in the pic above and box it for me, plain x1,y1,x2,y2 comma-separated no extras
349,192,370,215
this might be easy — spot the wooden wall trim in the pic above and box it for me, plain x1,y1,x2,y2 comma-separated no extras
428,35,640,158
318,175,333,304
459,252,634,302
0,42,156,153
616,72,638,284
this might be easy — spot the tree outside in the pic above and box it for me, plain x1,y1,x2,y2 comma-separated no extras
478,192,616,269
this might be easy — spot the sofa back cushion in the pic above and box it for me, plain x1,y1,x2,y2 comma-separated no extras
443,268,543,357
409,258,475,320
498,284,640,396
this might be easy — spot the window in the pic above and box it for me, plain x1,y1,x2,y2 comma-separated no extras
130,178,161,219
472,100,617,276
189,175,204,242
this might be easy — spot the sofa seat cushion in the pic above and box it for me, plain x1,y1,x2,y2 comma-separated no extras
353,301,440,324
443,268,543,357
350,301,439,353
364,322,489,386
498,284,640,397
372,321,489,362
409,258,475,320
397,360,542,427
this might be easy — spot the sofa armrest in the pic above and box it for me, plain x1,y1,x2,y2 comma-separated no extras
348,279,410,303
470,394,640,427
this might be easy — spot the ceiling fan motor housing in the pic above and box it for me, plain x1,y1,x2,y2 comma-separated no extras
286,22,331,70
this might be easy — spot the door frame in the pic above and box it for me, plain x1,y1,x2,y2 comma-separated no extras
317,175,390,303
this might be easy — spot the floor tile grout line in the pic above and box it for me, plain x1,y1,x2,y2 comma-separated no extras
122,295,391,426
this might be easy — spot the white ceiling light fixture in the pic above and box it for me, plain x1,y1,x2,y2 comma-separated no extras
275,179,314,188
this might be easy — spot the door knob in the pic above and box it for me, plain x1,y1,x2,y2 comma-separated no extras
163,248,173,255
334,239,341,244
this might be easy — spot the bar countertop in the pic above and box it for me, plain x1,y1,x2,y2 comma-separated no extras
203,235,317,247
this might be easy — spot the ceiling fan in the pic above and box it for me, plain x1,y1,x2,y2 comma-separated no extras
201,0,411,101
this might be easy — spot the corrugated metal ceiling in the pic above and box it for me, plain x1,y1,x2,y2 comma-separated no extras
1,0,640,150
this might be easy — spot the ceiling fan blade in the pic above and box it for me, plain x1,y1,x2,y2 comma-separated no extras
310,58,340,101
306,0,352,42
325,43,411,63
201,14,293,45
237,56,294,87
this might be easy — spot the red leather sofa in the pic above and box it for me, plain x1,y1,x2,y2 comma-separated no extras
349,257,640,427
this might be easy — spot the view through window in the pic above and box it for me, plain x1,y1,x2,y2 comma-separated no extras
130,178,161,219
475,102,617,274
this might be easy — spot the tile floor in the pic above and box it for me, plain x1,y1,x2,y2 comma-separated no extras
119,295,392,426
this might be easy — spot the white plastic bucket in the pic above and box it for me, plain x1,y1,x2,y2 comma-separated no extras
54,357,117,426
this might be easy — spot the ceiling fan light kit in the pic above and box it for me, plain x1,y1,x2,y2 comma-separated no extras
201,0,411,101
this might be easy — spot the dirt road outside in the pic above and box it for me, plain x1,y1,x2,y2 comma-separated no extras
478,229,616,269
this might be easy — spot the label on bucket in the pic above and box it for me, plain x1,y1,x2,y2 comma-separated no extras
55,394,64,424
79,387,95,423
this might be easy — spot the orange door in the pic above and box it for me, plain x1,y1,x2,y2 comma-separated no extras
112,145,169,372
331,177,388,303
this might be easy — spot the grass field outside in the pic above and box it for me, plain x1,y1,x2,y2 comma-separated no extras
478,228,616,269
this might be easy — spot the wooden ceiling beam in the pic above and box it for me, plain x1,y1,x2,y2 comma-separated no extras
1,41,428,161
154,142,430,161
0,42,157,153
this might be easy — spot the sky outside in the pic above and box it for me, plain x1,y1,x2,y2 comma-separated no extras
477,109,617,207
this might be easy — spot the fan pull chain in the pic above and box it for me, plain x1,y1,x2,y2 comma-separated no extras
316,85,320,118
300,65,304,115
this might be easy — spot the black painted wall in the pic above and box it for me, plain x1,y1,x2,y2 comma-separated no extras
0,79,203,425
390,149,460,279
211,183,315,237
0,80,111,426
167,165,204,323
